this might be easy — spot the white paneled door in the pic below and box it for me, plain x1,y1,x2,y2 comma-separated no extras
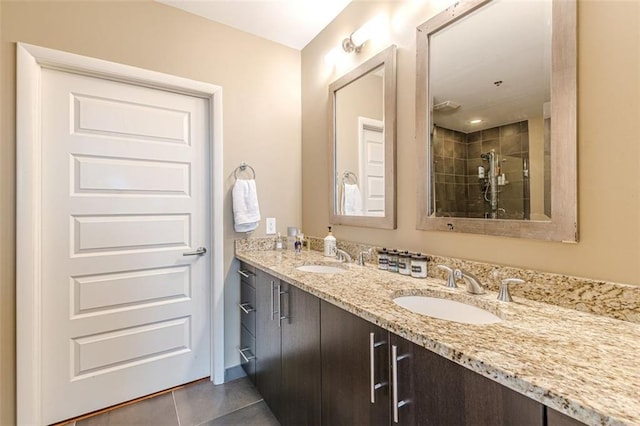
358,118,385,216
40,68,210,424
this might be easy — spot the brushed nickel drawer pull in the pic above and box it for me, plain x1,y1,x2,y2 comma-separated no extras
238,348,256,362
238,303,255,314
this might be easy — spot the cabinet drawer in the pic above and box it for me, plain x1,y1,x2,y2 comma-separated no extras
240,324,256,384
238,262,256,288
240,280,256,336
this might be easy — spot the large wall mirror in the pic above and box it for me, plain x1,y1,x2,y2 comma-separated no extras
330,45,397,229
416,0,577,241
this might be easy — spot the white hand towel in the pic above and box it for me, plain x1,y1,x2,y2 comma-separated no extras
343,183,363,216
232,179,261,232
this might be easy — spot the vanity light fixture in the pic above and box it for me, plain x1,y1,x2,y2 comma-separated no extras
342,14,386,53
341,33,363,53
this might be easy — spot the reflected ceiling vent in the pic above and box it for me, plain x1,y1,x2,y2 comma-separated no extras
433,100,461,112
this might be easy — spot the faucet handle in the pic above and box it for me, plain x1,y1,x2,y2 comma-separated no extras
498,278,525,302
436,265,457,288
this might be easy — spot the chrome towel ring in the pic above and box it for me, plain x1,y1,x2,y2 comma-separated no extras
234,162,256,180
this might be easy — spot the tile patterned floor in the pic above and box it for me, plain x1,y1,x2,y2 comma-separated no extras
62,378,279,426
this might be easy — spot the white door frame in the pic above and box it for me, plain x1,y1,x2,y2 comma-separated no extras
16,43,225,425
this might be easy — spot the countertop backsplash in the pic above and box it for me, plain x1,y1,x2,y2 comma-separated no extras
234,236,639,324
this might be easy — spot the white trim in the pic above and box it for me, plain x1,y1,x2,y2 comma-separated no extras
16,43,225,425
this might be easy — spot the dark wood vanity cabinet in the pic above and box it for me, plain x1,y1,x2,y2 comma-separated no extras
320,300,390,426
244,263,585,426
390,333,544,426
319,302,543,426
254,269,321,426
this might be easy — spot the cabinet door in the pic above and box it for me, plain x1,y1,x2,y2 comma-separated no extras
321,300,390,426
462,367,543,426
547,408,586,426
255,269,282,420
390,333,463,425
280,283,321,426
391,334,543,426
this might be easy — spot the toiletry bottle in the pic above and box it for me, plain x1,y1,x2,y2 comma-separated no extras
411,253,429,278
323,226,337,257
398,251,411,276
294,235,302,254
287,226,297,251
276,232,283,250
377,248,389,270
388,249,399,272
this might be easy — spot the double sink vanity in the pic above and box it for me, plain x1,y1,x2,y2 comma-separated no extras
236,247,640,426
233,0,636,424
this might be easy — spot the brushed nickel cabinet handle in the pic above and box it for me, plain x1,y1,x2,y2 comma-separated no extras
392,345,410,423
277,283,289,327
370,333,388,403
271,280,276,321
370,332,376,403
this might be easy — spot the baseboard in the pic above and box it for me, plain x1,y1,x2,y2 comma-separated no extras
224,365,247,382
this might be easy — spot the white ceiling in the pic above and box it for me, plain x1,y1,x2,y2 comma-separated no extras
155,0,352,50
431,0,552,133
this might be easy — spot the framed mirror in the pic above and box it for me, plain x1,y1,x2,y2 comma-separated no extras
416,0,577,241
329,45,397,229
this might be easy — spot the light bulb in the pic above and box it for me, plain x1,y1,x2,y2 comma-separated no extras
351,14,387,47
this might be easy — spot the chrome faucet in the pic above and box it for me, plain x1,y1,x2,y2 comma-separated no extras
436,265,457,289
456,269,485,295
335,248,352,263
357,248,373,266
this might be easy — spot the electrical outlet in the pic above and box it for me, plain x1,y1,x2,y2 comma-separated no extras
266,217,276,235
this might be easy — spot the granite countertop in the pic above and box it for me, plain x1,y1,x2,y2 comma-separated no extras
236,249,640,426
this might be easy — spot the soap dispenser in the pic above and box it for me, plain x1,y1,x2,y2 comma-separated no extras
323,226,337,257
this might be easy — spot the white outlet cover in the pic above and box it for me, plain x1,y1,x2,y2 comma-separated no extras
266,217,276,234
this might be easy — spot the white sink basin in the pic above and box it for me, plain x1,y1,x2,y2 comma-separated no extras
296,264,346,274
393,296,501,325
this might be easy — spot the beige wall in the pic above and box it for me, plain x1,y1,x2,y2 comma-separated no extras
302,1,640,284
1,1,301,423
